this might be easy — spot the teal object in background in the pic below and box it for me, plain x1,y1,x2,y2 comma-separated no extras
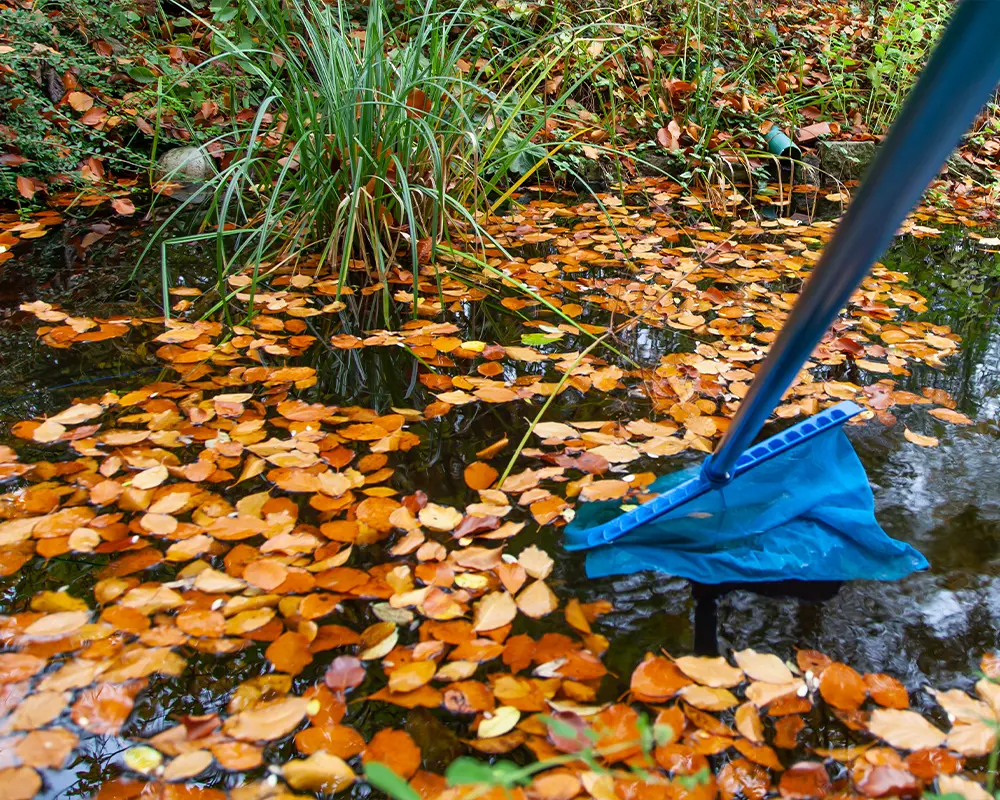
763,126,802,161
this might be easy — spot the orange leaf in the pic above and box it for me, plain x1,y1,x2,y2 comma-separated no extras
111,197,136,216
16,175,35,200
266,632,314,676
779,762,830,799
819,662,867,710
631,655,692,703
865,673,909,709
67,91,95,112
464,461,498,490
363,729,422,779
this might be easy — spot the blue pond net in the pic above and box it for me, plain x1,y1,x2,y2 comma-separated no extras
565,427,928,583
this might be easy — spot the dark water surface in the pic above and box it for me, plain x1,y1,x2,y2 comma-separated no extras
2,208,1000,796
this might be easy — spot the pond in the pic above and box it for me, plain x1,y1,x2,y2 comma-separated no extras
1,182,999,799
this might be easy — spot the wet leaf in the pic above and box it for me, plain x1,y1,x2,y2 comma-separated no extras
363,729,422,779
818,662,867,710
478,706,520,738
903,428,938,447
473,592,517,632
733,649,793,684
868,709,946,750
283,751,356,793
779,762,830,799
223,696,310,741
675,656,744,688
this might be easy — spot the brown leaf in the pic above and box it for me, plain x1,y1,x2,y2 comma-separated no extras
325,656,366,692
282,751,355,793
111,197,136,216
779,762,830,799
223,696,310,741
362,729,422,779
16,176,36,200
67,91,94,112
266,632,314,676
0,767,41,800
388,661,436,693
630,655,692,703
856,766,920,798
473,591,517,632
516,580,558,619
903,428,939,447
865,673,909,709
819,662,867,710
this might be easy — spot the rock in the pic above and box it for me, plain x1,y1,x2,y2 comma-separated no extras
155,146,214,182
818,140,877,184
637,153,683,179
571,157,613,189
945,153,992,183
796,154,822,187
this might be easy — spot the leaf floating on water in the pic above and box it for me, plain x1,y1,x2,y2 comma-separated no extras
123,745,163,775
745,679,806,709
283,751,356,793
518,545,554,580
868,708,946,750
388,661,436,693
937,774,993,800
23,610,91,639
903,428,939,447
31,419,66,443
325,656,366,692
478,706,520,738
778,762,830,799
928,407,972,424
677,684,739,711
516,580,558,619
630,655,692,703
735,702,765,744
48,403,104,425
463,461,498,490
675,655,744,688
818,662,867,711
362,729,422,780
473,591,517,632
223,697,310,742
733,649,794,684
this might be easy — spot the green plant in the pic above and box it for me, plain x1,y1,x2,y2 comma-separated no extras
819,0,949,134
364,713,696,800
153,0,612,325
0,0,237,204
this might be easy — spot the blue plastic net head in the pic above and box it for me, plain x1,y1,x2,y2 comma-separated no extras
567,427,928,583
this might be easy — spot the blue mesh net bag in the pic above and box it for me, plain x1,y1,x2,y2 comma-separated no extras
565,427,928,583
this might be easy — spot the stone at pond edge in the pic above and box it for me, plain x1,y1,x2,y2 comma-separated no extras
945,153,992,183
818,140,990,186
155,146,215,182
818,141,877,184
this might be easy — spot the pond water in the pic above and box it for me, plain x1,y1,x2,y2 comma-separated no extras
1,191,999,797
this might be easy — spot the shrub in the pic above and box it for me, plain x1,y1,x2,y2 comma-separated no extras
157,0,596,323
